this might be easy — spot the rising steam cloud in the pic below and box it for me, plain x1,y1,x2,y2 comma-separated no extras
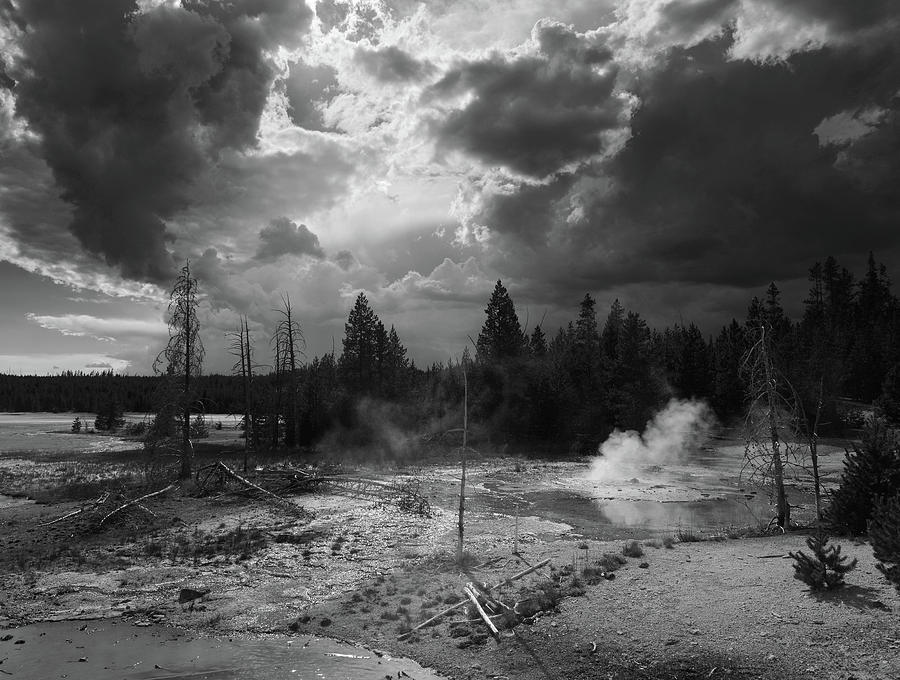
588,399,713,483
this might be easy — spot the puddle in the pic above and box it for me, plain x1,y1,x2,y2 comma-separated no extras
0,620,445,680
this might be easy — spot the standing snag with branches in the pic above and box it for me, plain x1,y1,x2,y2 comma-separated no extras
457,352,469,565
228,315,255,470
154,260,205,479
742,324,797,529
273,294,304,448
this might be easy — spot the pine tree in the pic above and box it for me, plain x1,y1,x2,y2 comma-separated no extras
827,421,900,535
476,280,525,362
383,325,409,399
339,293,380,394
529,324,547,357
600,298,625,361
870,493,900,592
789,529,857,591
94,395,125,431
71,417,82,433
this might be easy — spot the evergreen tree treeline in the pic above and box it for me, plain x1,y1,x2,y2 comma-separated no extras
2,254,898,455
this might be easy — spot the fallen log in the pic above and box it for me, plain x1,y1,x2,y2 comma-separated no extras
38,492,110,527
464,584,499,638
98,484,178,528
214,462,307,516
398,557,552,639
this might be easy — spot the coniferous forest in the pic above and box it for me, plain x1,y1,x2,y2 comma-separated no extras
1,253,898,455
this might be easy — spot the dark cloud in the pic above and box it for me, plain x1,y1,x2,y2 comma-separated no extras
4,0,311,284
598,34,900,285
0,59,13,89
255,217,325,261
333,250,356,270
464,25,900,297
428,21,625,178
283,60,339,131
466,174,577,246
355,45,435,82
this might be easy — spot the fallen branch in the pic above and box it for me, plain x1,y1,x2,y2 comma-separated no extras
398,557,552,639
399,599,468,638
492,558,552,589
465,584,499,638
214,462,307,516
98,484,178,528
38,492,110,527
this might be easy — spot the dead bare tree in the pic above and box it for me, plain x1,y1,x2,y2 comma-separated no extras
457,349,471,564
741,324,799,529
227,315,255,471
154,260,204,479
787,376,826,522
273,294,305,448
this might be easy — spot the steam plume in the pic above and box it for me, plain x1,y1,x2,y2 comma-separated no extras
588,399,713,483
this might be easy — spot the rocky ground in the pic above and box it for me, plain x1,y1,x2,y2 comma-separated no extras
1,444,898,680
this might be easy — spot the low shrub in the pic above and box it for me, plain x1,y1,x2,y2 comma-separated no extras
789,530,857,591
622,540,644,558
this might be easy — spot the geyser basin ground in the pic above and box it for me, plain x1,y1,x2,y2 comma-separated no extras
0,413,888,680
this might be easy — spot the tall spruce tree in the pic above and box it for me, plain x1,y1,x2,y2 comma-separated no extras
827,421,900,535
339,293,380,394
476,280,525,363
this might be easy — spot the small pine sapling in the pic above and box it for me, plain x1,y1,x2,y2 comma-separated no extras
869,493,900,592
789,529,857,591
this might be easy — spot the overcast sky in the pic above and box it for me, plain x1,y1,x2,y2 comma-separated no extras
0,0,898,375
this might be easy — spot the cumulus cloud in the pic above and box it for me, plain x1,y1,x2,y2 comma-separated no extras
255,217,326,261
427,20,630,178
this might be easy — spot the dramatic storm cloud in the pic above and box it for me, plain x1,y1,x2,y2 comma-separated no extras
429,20,629,178
1,0,899,373
3,0,311,283
451,2,900,301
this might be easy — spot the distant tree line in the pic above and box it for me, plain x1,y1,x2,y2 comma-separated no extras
2,253,897,458
0,372,246,415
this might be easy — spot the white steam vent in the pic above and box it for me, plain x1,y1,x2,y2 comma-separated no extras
588,398,713,483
